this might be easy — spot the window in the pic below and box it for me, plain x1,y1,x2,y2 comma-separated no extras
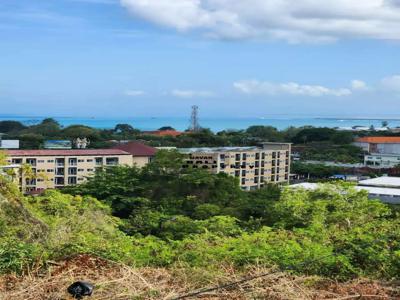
261,169,265,175
270,176,275,181
47,160,54,163
262,153,265,159
69,158,77,165
87,169,94,172
220,163,225,169
68,177,77,185
106,157,119,165
235,170,240,177
95,157,103,165
78,169,84,172
255,161,259,168
242,153,247,160
220,154,225,160
47,169,54,173
235,154,241,161
78,159,84,163
55,177,64,185
26,158,36,166
241,178,246,185
254,177,259,183
255,169,259,176
87,159,93,162
255,153,260,160
37,160,45,163
242,170,246,177
68,168,77,175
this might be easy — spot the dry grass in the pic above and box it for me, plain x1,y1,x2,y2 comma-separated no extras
0,255,399,300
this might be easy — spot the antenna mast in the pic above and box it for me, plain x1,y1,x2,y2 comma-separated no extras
189,105,200,132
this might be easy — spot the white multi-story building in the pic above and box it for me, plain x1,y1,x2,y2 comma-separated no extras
179,143,291,191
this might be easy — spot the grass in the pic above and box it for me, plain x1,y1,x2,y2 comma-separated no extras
1,254,399,300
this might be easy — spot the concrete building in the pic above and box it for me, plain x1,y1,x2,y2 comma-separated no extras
354,137,400,154
364,153,400,168
179,143,291,191
354,137,400,168
5,149,133,192
291,176,400,204
112,141,157,167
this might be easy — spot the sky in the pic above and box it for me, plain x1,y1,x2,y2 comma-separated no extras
1,0,400,118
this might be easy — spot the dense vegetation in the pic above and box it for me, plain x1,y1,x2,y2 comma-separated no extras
2,150,399,282
0,118,382,163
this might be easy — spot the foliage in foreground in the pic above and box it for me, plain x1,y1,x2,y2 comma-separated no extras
1,165,400,280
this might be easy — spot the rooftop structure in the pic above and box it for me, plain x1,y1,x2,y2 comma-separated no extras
142,130,184,137
112,142,157,157
358,176,400,188
6,149,130,156
179,146,259,154
112,141,157,167
290,181,400,204
356,137,400,144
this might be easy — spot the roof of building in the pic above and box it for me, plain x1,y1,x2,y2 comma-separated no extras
179,146,260,154
142,130,184,137
358,176,400,188
290,182,400,197
356,136,400,144
112,142,157,157
5,149,131,156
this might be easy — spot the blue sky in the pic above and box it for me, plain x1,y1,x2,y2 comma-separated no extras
1,0,400,118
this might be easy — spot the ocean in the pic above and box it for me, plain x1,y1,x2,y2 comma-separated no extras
1,116,400,132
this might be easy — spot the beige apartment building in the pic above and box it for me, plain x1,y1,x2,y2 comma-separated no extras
5,149,133,192
179,143,291,191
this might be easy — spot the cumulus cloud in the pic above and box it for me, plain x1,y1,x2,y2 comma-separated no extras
234,80,352,97
120,0,400,43
351,80,368,91
381,75,400,92
171,89,215,98
124,90,145,96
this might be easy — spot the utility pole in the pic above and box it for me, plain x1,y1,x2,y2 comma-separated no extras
189,105,200,132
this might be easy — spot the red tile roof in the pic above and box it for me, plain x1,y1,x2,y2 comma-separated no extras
112,142,157,157
356,137,400,144
6,149,131,156
143,130,184,137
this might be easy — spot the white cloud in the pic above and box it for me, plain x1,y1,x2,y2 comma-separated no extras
351,80,368,91
381,75,400,92
234,80,352,97
124,90,145,96
171,89,215,98
120,0,400,43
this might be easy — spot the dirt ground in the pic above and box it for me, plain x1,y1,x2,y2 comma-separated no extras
1,254,399,300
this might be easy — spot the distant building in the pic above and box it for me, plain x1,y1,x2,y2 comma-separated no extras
112,141,157,167
179,143,291,191
354,137,400,167
354,137,400,154
0,140,20,149
44,140,72,149
291,176,400,204
142,130,184,137
5,149,133,193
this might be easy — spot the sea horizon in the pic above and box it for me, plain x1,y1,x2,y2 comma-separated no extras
1,115,400,132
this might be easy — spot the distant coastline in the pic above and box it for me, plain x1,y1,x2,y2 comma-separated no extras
1,115,400,132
